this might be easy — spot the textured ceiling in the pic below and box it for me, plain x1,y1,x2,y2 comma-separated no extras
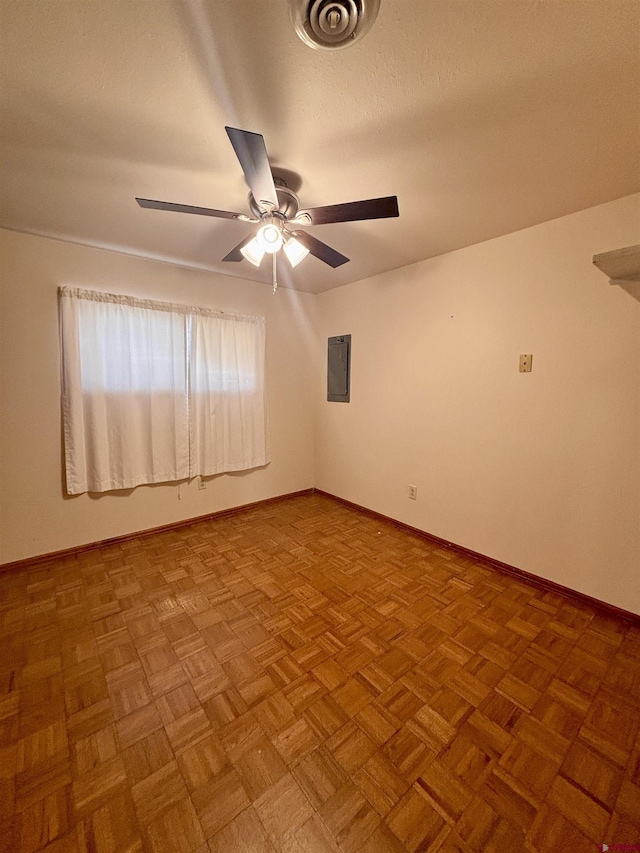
1,0,639,294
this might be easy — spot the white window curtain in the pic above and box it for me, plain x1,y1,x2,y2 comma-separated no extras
59,287,269,495
190,312,268,475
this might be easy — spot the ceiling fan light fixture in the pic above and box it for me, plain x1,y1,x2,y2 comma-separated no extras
256,222,283,254
137,127,397,276
240,237,265,266
283,235,310,267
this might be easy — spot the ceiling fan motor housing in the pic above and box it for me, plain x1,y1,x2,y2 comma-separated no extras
290,0,381,50
248,182,300,220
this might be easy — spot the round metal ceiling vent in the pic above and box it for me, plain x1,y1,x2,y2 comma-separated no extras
290,0,381,51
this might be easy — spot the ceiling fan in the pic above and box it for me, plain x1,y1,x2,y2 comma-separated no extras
136,127,399,290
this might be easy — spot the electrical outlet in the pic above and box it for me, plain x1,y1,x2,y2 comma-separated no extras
408,484,417,500
198,476,206,490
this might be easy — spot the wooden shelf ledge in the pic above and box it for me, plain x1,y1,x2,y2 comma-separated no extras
593,244,640,301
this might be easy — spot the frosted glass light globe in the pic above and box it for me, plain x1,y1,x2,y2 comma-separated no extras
256,223,283,253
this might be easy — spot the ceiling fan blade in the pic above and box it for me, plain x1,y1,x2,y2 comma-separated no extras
298,195,399,225
225,127,279,211
292,230,349,268
222,234,255,262
136,198,243,219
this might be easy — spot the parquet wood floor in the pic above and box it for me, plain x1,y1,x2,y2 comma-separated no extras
1,493,639,853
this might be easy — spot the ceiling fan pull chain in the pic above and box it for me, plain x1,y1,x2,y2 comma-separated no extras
272,252,278,294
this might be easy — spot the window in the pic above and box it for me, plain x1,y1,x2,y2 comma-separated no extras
59,287,269,494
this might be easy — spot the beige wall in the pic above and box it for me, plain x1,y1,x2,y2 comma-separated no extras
0,230,317,563
2,196,639,615
315,194,640,614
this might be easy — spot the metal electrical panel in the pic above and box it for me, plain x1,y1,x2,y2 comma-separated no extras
327,335,351,402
